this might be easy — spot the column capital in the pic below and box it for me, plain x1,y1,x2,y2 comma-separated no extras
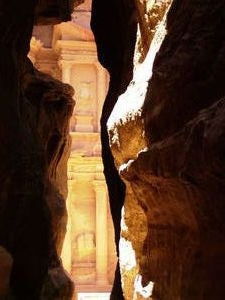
95,179,108,286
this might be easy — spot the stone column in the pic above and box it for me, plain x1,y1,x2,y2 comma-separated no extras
60,61,73,84
95,63,107,131
59,61,76,131
93,180,108,285
61,179,75,273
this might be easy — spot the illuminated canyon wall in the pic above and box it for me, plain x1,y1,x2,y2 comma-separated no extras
91,0,225,299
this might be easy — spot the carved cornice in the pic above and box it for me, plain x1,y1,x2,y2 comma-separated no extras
52,21,94,48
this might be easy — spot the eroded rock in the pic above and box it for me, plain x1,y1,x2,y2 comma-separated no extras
93,0,225,299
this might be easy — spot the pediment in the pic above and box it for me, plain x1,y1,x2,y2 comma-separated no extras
52,21,94,47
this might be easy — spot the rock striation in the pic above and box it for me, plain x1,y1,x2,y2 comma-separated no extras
92,0,225,299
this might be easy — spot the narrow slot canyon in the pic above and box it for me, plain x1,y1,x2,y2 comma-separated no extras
1,0,225,300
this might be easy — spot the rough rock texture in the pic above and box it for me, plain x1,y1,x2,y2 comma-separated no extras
0,0,78,298
93,0,225,299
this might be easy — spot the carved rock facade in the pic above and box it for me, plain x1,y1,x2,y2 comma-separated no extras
31,7,116,297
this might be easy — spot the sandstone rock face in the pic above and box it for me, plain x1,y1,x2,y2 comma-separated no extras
92,0,225,299
0,1,77,298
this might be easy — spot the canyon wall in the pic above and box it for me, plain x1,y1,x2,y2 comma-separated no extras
0,1,80,298
92,0,225,299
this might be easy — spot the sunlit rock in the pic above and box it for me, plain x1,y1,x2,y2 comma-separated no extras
92,0,225,299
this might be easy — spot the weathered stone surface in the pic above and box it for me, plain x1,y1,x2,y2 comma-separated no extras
93,0,225,299
0,0,75,298
144,0,225,143
134,0,171,62
41,266,74,299
23,69,75,257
